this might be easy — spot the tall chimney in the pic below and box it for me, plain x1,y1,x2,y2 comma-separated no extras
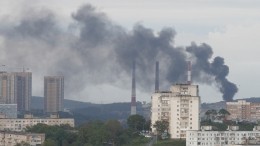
131,61,136,115
155,61,159,93
187,61,192,84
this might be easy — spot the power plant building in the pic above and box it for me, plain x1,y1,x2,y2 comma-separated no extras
44,76,64,113
0,72,32,112
151,84,200,139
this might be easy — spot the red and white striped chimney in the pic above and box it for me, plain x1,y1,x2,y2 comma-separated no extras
187,61,192,84
131,61,136,115
155,61,159,93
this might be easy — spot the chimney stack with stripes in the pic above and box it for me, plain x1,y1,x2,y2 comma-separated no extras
130,61,136,115
187,61,192,84
155,61,159,93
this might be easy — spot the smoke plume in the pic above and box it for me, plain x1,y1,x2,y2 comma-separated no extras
0,4,238,101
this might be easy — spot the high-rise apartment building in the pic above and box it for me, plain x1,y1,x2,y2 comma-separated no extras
0,72,32,112
44,76,64,113
151,84,200,139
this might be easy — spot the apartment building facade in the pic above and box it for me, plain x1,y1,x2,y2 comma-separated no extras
0,118,74,131
151,84,200,139
0,72,32,112
186,126,260,146
44,76,64,113
0,131,45,146
227,100,260,121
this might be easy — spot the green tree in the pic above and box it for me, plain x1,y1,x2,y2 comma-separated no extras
144,119,151,131
153,120,169,136
205,110,211,120
127,115,146,131
205,109,217,121
26,123,77,146
218,109,230,121
78,121,110,145
105,120,123,145
15,141,30,146
42,139,57,146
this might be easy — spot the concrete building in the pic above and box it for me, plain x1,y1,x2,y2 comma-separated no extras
0,117,74,131
226,100,260,121
44,76,64,113
151,84,200,139
249,102,260,121
226,100,251,121
0,72,32,112
0,104,17,118
0,131,45,146
186,126,260,146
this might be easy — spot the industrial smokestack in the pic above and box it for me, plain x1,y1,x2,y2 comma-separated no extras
155,61,159,92
131,61,136,115
187,61,192,84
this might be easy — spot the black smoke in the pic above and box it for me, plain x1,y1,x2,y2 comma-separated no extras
0,4,237,101
186,43,238,101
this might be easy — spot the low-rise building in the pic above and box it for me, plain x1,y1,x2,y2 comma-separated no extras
0,131,45,146
186,126,260,146
0,118,74,131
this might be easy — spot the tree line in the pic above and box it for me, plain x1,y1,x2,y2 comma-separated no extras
24,115,151,146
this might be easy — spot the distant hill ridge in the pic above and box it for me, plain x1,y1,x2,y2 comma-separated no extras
31,96,93,110
32,96,260,110
31,96,140,110
31,96,144,125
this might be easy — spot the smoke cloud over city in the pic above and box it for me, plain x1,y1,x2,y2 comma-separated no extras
0,4,237,101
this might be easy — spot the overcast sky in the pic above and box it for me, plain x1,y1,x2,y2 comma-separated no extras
0,0,260,103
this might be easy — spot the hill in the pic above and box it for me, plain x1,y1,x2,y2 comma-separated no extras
31,96,260,125
31,96,145,125
31,96,93,110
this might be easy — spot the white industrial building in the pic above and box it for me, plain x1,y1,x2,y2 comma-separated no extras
0,117,74,131
186,126,260,146
151,84,200,139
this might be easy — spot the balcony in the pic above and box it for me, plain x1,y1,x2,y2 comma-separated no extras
180,113,189,117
